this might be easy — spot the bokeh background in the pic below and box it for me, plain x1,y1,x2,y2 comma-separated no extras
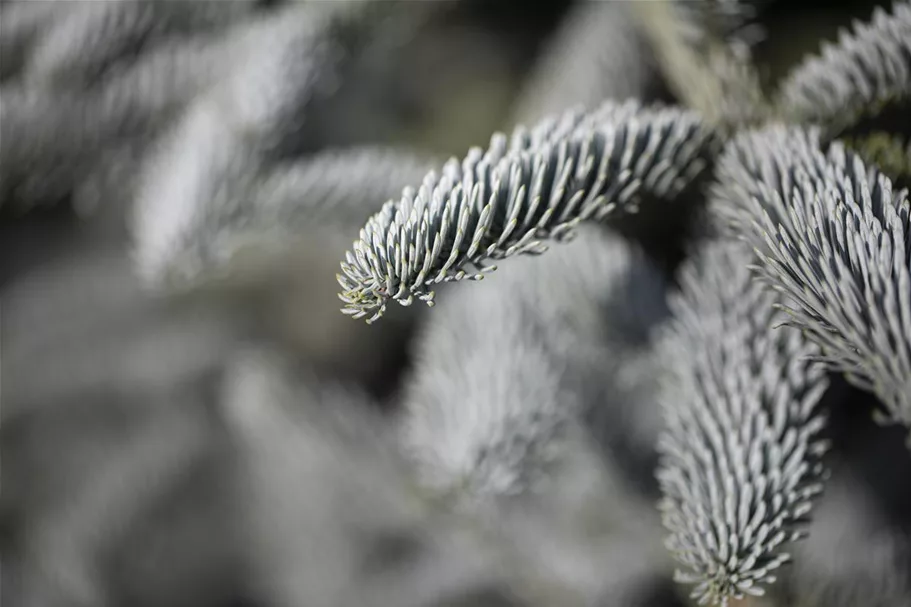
2,2,908,606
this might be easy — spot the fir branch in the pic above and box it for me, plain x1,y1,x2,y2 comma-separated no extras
711,125,911,434
399,226,667,503
221,349,525,607
401,292,585,502
1,1,381,212
776,1,911,137
512,1,657,124
670,0,770,49
22,0,258,88
0,0,75,82
134,118,435,289
134,2,434,289
632,0,770,132
131,1,427,289
656,238,829,606
337,100,717,323
0,20,237,210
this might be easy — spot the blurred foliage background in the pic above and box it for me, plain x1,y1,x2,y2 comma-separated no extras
2,2,909,607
